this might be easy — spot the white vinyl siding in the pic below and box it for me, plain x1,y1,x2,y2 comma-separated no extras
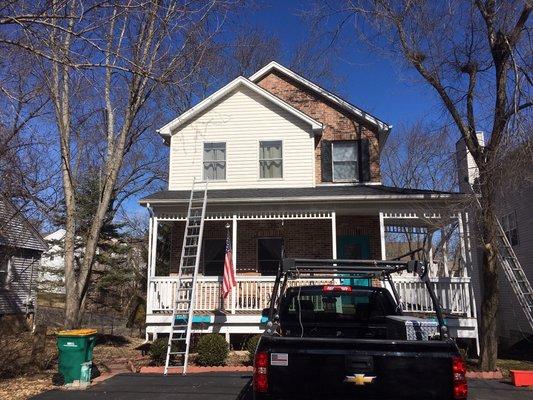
169,86,315,190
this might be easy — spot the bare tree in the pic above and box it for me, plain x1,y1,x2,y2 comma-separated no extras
2,0,237,328
382,122,457,192
311,0,531,369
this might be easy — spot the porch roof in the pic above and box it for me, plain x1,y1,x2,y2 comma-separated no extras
139,185,464,206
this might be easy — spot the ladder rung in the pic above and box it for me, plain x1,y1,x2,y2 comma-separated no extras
169,351,186,355
171,338,186,341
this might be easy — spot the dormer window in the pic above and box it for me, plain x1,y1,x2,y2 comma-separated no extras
332,141,358,182
203,142,226,181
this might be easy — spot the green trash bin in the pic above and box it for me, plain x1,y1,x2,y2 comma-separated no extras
57,329,97,384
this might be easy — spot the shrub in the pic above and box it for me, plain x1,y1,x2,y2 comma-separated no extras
195,334,229,366
149,339,169,366
245,335,261,363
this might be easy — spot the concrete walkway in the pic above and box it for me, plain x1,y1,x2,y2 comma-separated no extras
31,373,532,400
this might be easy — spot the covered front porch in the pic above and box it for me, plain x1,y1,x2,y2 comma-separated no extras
142,189,478,351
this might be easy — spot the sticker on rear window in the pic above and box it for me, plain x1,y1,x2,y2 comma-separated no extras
271,353,288,366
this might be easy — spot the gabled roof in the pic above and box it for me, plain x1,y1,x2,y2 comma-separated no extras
249,61,391,133
0,197,47,252
158,76,323,138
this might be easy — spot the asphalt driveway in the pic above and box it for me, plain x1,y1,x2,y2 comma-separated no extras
31,372,532,400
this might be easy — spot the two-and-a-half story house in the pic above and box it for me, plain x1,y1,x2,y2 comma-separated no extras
140,61,479,351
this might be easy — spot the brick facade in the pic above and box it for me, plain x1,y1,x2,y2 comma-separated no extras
256,71,381,183
168,216,381,275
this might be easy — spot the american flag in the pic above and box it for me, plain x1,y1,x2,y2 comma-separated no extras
222,231,236,298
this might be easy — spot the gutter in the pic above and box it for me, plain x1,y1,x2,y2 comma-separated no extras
139,192,465,206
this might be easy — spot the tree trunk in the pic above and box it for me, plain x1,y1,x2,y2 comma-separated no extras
477,168,499,371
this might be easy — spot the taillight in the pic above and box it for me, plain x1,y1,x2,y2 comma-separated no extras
254,351,269,393
452,356,468,399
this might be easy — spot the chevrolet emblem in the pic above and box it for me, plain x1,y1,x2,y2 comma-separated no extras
344,374,376,385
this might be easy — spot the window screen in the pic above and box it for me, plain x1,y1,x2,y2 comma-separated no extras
332,141,358,181
258,238,283,275
259,141,283,179
203,142,226,181
203,239,225,276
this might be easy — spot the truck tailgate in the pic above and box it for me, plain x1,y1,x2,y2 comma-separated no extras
261,336,457,400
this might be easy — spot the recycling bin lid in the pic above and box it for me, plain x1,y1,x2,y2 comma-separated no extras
57,329,97,337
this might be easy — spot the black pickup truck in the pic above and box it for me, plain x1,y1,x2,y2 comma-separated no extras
253,258,468,400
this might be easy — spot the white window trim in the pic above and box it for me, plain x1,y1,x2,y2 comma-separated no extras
332,140,358,183
258,139,284,180
203,141,227,181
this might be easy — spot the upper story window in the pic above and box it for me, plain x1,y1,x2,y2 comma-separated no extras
259,140,283,179
332,141,358,182
203,142,226,181
502,211,519,246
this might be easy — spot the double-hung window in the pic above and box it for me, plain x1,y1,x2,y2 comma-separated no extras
0,254,10,289
203,142,226,181
259,141,283,179
502,211,519,246
332,141,358,182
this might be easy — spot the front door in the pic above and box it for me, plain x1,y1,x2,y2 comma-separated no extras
337,235,371,286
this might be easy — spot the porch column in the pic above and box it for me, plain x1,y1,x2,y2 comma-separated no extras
378,211,386,260
331,211,337,259
231,213,237,314
457,213,467,277
426,230,434,276
441,228,449,276
150,216,158,277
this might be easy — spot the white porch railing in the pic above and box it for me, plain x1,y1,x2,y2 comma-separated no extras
148,276,331,314
148,275,475,318
393,275,475,318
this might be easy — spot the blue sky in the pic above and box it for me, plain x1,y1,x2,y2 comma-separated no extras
240,0,444,130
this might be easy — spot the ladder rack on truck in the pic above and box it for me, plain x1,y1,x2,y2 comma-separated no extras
267,258,449,340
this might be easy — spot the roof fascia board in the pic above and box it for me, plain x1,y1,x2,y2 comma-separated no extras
249,61,391,132
139,193,460,205
157,76,323,137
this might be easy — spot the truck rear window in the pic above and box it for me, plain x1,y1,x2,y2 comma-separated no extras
280,288,396,323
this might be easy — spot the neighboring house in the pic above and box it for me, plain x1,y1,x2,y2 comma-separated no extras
456,135,533,349
38,229,67,295
0,198,47,317
141,61,479,349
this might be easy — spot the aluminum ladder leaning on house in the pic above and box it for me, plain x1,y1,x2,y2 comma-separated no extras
472,194,533,331
494,217,533,330
164,179,208,375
